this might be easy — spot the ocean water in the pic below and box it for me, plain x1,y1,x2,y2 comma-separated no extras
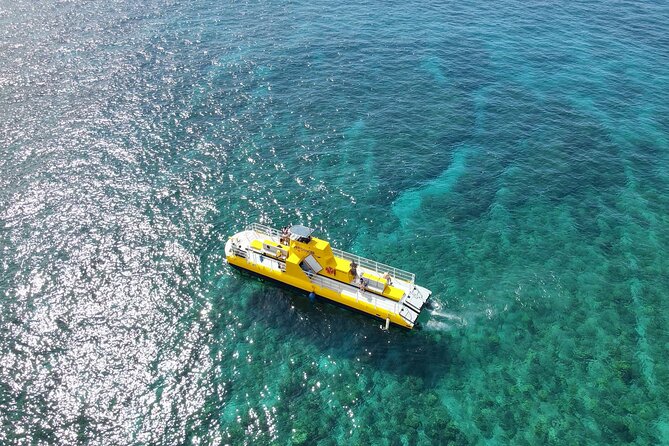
1,0,668,444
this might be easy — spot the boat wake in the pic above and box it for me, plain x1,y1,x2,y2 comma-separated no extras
423,319,452,332
429,310,466,325
422,305,467,332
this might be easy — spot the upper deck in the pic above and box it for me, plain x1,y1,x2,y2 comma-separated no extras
246,223,416,285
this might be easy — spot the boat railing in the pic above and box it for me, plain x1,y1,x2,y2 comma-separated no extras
306,271,400,314
308,272,346,296
330,247,415,285
332,248,416,284
247,222,282,240
231,247,247,258
246,222,415,284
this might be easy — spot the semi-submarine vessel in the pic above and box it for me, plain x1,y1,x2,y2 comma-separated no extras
225,223,431,329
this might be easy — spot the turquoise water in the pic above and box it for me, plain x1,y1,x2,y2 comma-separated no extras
1,0,668,444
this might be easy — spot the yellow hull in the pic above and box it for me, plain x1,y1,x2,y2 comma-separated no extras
226,254,413,328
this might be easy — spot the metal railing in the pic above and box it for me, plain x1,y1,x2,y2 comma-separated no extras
330,247,415,284
247,222,281,240
245,222,415,284
231,247,247,258
306,271,400,314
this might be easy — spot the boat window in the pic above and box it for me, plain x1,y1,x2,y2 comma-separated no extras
302,254,322,273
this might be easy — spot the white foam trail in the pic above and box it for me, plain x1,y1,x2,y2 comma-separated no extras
429,310,466,325
424,319,451,332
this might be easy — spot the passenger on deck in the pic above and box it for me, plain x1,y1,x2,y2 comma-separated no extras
350,261,358,278
280,226,289,245
383,272,392,286
358,276,366,291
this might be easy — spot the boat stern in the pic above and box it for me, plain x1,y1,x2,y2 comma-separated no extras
398,284,431,328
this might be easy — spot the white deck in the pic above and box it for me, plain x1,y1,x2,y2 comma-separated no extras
226,226,431,326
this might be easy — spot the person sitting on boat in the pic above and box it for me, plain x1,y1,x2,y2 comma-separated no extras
358,276,366,291
350,261,358,278
383,272,392,286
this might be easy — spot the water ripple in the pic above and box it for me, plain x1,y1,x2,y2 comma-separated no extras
2,0,669,444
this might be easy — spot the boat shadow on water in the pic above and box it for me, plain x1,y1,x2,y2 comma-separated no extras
237,267,461,387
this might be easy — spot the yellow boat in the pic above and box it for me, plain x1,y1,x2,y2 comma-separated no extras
225,223,431,329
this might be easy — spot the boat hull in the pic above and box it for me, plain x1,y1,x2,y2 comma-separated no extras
227,262,416,329
226,254,417,328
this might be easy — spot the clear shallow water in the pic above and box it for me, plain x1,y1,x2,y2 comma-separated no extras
1,0,668,444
